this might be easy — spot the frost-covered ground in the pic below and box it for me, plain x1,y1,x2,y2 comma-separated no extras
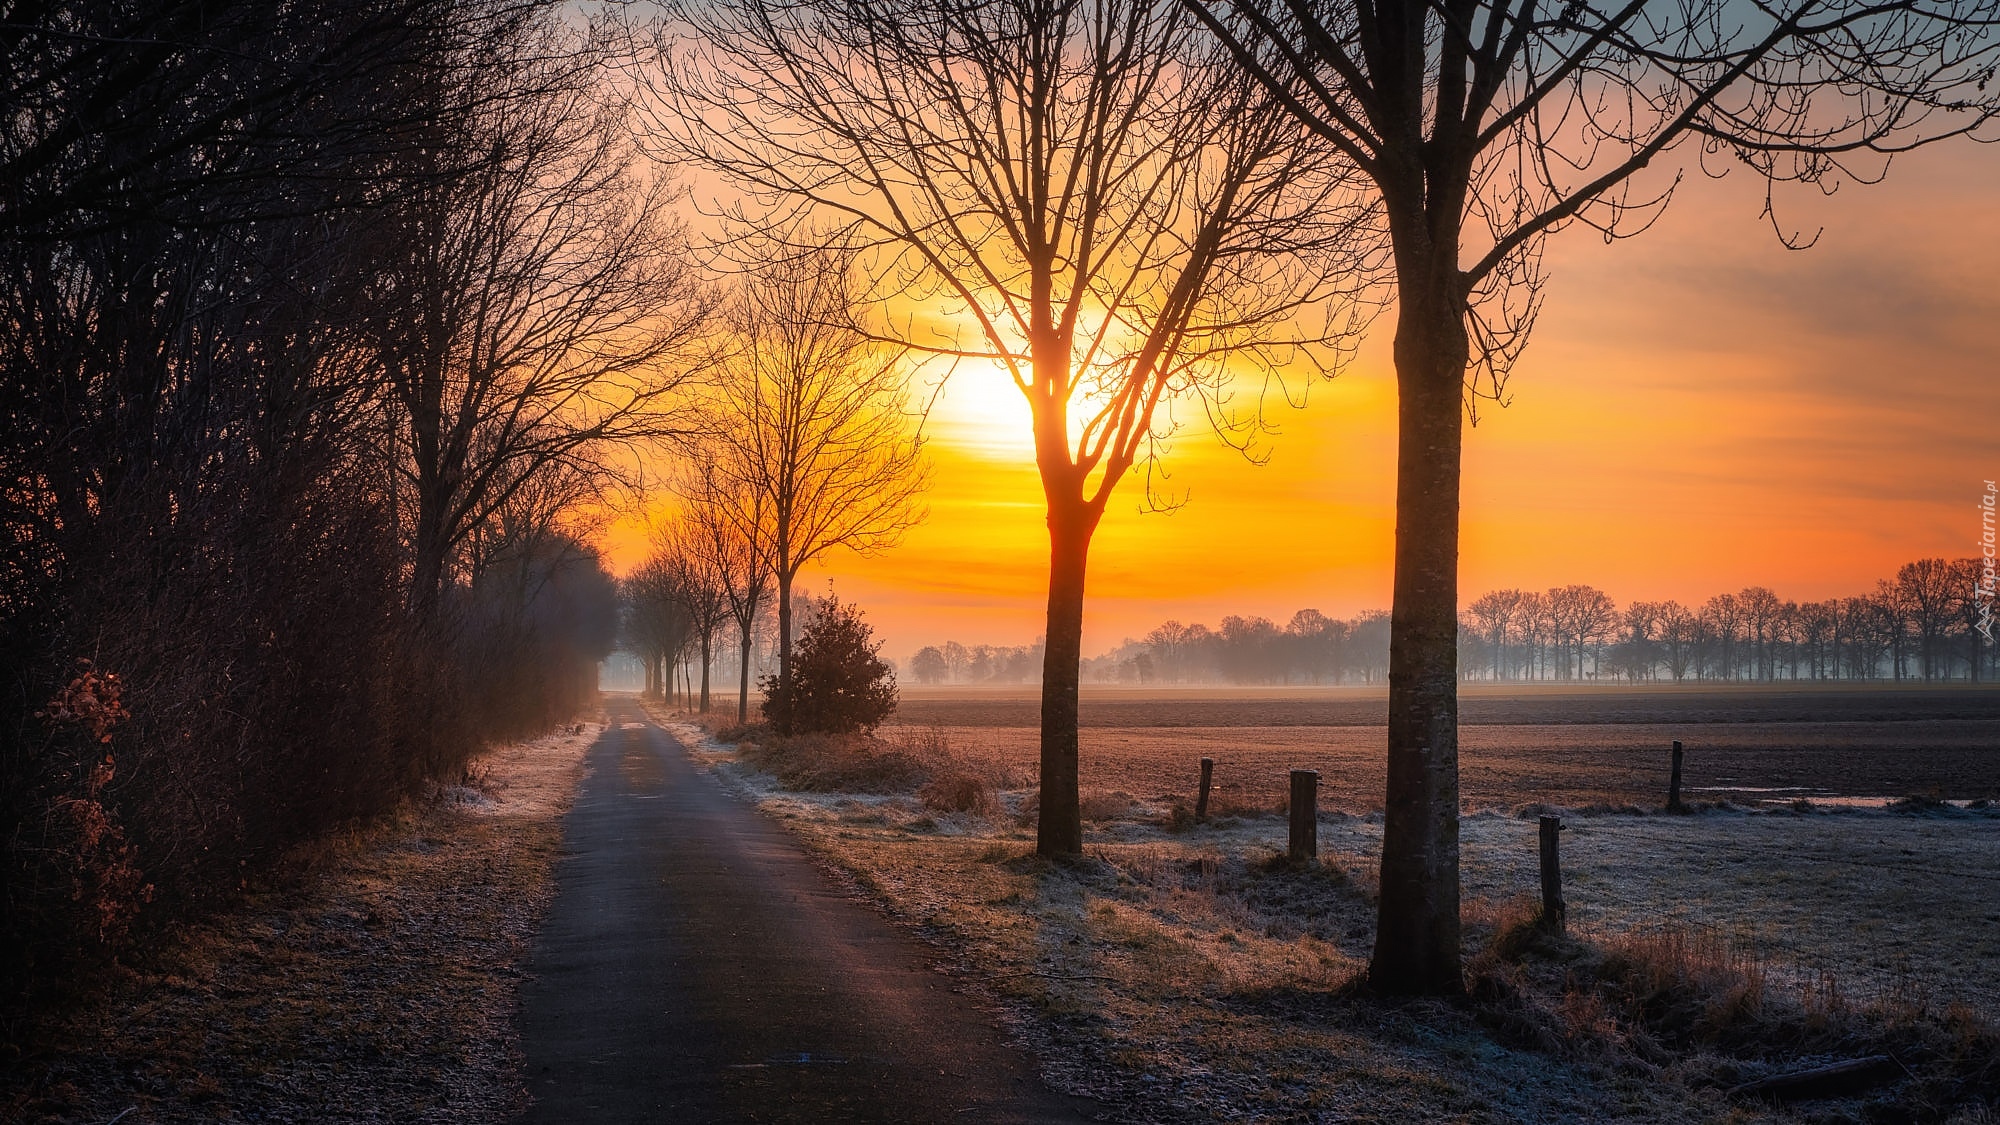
3,722,598,1124
671,709,2000,1124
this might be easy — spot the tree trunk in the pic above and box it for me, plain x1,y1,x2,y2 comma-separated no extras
1036,500,1099,857
410,496,449,623
738,615,755,724
699,628,712,712
776,570,794,733
1369,256,1467,997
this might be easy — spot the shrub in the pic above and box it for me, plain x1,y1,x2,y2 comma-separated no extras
761,595,898,735
919,770,1000,817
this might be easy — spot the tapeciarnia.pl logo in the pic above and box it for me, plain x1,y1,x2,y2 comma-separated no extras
1979,480,1997,644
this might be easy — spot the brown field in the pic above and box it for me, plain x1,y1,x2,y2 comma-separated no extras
884,684,2000,811
674,705,2000,1123
874,685,2000,1011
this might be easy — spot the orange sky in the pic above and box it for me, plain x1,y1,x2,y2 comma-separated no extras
606,143,1999,663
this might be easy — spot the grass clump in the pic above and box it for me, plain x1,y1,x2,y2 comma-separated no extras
734,730,929,793
919,770,1002,817
1464,911,2000,1115
716,722,1014,821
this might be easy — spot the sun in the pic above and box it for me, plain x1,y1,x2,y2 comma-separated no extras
925,359,1037,460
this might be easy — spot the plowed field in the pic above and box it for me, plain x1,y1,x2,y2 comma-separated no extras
886,684,2000,811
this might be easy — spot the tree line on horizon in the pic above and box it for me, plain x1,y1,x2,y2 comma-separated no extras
1463,558,1995,685
903,554,1994,687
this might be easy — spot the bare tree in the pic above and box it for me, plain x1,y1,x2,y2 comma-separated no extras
1655,601,1698,682
1896,559,1959,680
1736,587,1784,681
677,460,773,722
1873,579,1917,680
1465,590,1525,682
1840,595,1890,679
1145,622,1195,685
1190,0,2000,991
1701,593,1745,680
698,248,929,728
1516,591,1552,680
654,521,732,710
1286,609,1342,684
377,16,710,622
625,552,695,699
642,0,1382,853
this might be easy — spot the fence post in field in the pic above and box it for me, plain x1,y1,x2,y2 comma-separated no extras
1668,740,1685,812
1538,815,1566,934
1288,769,1318,864
1196,757,1214,821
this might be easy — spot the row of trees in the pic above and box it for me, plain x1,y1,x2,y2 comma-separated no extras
1,1,665,1008
1076,612,1394,685
1465,560,1998,684
915,554,1996,687
909,641,1048,685
621,249,930,723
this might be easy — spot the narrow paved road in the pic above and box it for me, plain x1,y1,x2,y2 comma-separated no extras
516,696,1093,1123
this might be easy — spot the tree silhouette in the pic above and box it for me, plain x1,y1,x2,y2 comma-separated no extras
762,595,898,735
698,247,930,713
1897,559,1959,681
677,460,773,722
376,18,708,622
910,646,949,686
1191,0,2000,992
1466,590,1525,681
643,0,1383,855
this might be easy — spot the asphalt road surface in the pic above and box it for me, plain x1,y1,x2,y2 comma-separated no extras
516,696,1092,1123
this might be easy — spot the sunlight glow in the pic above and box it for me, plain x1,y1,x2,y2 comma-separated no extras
924,360,1036,460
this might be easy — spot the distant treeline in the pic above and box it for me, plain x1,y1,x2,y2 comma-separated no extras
1463,558,1994,683
910,610,1393,686
907,556,1995,687
909,639,1055,685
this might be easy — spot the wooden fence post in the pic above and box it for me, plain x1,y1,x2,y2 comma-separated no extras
1288,769,1318,864
1668,740,1685,812
1538,815,1565,934
1195,757,1214,821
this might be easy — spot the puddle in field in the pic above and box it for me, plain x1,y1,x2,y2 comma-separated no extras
1686,785,1981,809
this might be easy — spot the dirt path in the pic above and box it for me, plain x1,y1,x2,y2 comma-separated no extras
514,696,1091,1124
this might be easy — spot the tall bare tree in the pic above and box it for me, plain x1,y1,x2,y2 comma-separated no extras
1738,587,1784,681
698,248,929,725
641,0,1381,853
1190,0,2000,991
378,15,709,622
677,460,773,722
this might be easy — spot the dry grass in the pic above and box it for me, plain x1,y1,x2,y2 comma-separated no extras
680,714,2000,1124
0,719,599,1124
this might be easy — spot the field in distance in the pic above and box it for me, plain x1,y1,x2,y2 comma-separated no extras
883,683,2000,810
